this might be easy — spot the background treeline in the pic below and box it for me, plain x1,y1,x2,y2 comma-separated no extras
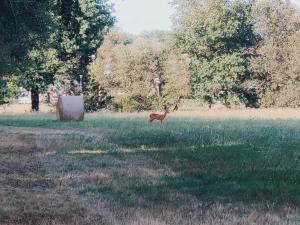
1,0,300,112
89,29,190,111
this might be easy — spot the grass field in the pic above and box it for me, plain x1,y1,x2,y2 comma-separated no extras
0,109,300,225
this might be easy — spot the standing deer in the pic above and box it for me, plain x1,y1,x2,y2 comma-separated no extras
149,106,170,124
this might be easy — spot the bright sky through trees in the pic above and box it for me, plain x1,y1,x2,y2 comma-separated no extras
110,0,300,34
292,0,300,7
110,0,174,34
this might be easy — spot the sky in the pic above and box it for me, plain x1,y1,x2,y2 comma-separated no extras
110,0,300,35
109,0,174,34
292,0,300,8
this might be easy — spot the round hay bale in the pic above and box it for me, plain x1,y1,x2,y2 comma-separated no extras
56,96,84,121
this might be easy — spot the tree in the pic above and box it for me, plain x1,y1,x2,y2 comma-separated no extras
0,0,114,111
141,30,171,43
161,51,191,107
0,76,19,107
56,0,114,96
0,0,60,111
173,0,260,107
90,28,190,111
250,0,300,107
88,28,130,110
19,45,61,111
0,1,16,105
0,1,23,105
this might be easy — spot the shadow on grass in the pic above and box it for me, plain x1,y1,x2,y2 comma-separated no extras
1,115,300,208
79,144,300,208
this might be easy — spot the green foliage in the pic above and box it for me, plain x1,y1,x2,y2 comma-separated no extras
250,0,300,107
172,0,300,108
0,43,18,105
1,0,299,110
0,0,60,110
161,51,190,106
0,0,114,111
173,0,260,107
92,32,164,111
141,30,171,42
84,79,113,112
56,0,114,94
0,76,19,105
20,44,61,94
90,29,190,111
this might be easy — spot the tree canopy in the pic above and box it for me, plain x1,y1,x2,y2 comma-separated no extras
1,0,299,111
89,29,190,111
0,0,114,111
172,0,261,107
250,0,300,107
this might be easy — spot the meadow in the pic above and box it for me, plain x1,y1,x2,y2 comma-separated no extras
0,109,300,225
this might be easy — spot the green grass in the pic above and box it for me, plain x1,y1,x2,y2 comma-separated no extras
0,113,300,224
1,114,299,203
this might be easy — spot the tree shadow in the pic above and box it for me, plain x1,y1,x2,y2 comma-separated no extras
78,144,300,208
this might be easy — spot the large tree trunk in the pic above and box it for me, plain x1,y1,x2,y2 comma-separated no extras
31,87,39,111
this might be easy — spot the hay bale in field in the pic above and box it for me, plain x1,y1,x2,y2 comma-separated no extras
56,96,84,121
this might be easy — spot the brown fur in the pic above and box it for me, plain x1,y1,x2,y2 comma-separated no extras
149,107,170,124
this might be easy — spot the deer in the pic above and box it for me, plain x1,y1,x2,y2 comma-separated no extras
149,106,170,124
